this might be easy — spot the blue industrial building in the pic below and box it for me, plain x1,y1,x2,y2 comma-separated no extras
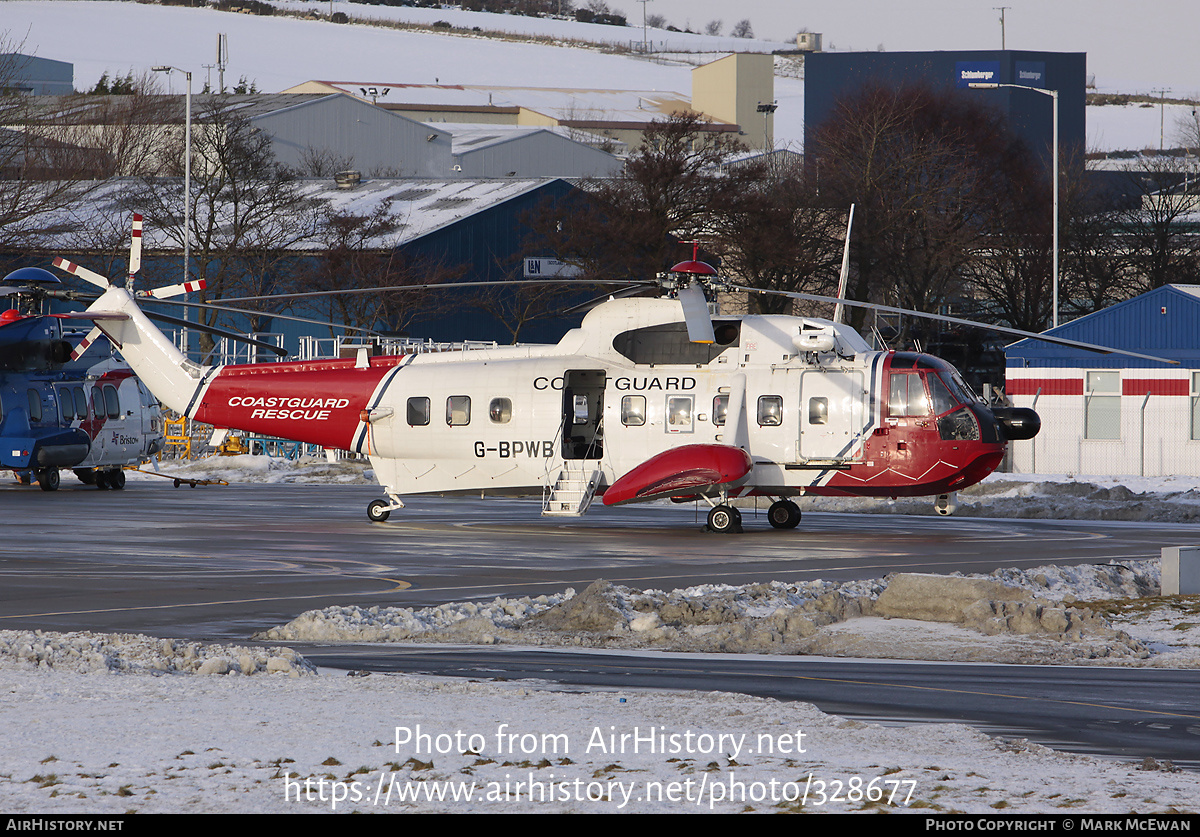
804,50,1087,166
1,54,74,95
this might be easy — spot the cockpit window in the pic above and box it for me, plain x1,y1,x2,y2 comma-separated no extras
888,373,930,417
926,374,959,416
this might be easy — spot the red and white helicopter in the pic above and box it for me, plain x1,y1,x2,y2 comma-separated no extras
51,215,1163,532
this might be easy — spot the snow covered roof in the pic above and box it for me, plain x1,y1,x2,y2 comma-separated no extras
291,80,723,131
295,177,564,246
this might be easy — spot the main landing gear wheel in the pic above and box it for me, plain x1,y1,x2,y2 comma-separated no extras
109,470,126,490
96,471,111,490
367,499,391,522
36,468,59,492
767,499,802,529
707,504,742,534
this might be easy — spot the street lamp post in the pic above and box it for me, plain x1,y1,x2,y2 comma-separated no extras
152,65,192,355
756,101,778,152
969,81,1060,328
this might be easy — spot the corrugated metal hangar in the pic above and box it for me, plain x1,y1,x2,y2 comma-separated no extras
1005,285,1200,476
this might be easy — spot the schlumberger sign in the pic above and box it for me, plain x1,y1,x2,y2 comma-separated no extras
955,61,1000,87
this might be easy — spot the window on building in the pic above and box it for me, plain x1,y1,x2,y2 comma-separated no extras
1191,373,1200,441
1085,371,1121,440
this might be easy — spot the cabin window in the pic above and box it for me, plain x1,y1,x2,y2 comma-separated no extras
712,394,728,426
572,394,589,425
407,397,430,426
489,397,512,424
73,387,88,419
888,372,931,417
103,385,120,419
27,389,42,422
59,388,74,422
667,395,694,433
808,396,828,425
757,395,783,426
446,395,471,426
1085,371,1120,440
621,395,645,426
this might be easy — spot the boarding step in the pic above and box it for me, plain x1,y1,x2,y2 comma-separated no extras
542,464,603,517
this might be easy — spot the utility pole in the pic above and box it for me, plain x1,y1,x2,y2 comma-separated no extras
217,33,228,93
637,0,652,52
1152,88,1171,151
994,6,1010,49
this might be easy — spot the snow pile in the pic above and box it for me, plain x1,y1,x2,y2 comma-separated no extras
255,591,573,643
0,630,314,677
258,560,1189,666
800,476,1200,522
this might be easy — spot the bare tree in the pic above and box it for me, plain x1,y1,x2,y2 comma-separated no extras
296,204,464,337
528,112,747,283
704,20,723,36
730,19,754,39
807,82,1037,334
0,38,98,249
116,97,324,356
707,158,843,314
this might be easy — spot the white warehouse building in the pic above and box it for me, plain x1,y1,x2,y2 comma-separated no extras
1005,285,1200,477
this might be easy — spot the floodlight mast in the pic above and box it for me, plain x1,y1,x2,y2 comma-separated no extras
152,65,194,355
969,81,1060,329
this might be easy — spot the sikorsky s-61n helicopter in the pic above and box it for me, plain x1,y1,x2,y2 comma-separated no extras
52,214,1167,531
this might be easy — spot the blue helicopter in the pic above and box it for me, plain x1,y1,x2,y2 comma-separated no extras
0,265,165,491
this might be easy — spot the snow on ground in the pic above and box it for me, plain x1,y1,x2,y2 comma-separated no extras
3,663,1198,814
4,1,1193,154
3,456,1200,812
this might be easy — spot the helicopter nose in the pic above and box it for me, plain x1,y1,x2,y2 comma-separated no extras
991,406,1040,441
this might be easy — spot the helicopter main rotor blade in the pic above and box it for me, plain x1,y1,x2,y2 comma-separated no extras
678,281,715,344
142,296,384,336
213,278,634,304
735,285,1179,366
141,310,289,357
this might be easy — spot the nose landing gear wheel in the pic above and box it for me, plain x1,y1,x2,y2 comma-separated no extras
367,499,391,522
767,499,802,529
707,504,742,534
